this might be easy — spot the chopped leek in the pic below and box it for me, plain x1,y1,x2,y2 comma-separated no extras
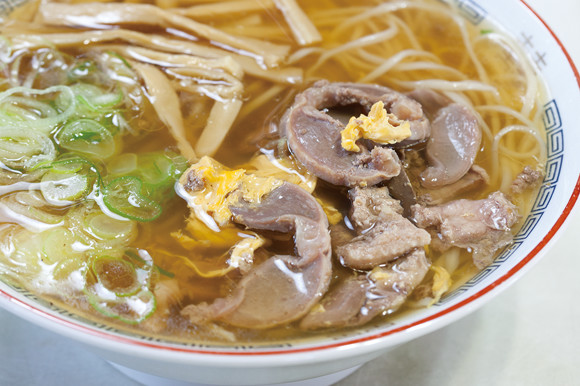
107,153,138,176
84,249,156,323
40,171,90,204
0,128,56,171
85,284,156,324
56,119,116,160
92,255,141,297
103,176,162,222
71,83,123,112
0,86,76,133
87,212,136,241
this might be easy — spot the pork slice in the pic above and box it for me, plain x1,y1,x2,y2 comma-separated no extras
511,166,544,194
412,191,520,269
181,183,332,329
300,248,430,329
281,81,430,187
418,165,489,205
335,187,430,270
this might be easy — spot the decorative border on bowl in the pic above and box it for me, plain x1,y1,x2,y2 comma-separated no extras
439,99,562,303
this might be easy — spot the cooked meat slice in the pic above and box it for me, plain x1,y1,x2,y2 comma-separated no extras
511,166,544,194
412,191,520,269
385,164,417,218
407,88,452,118
418,165,489,205
281,80,430,187
421,103,481,188
300,248,430,329
181,183,332,328
407,88,482,189
335,187,430,270
348,186,400,231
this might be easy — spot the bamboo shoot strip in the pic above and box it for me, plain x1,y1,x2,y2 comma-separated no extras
35,2,289,68
274,0,322,46
132,63,197,161
195,99,243,157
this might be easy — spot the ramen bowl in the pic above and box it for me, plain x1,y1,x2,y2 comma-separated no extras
1,0,579,385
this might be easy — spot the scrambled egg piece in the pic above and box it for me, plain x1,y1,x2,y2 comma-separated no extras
316,198,343,225
179,156,282,227
369,266,391,283
428,265,452,306
229,236,266,273
242,154,317,193
340,101,411,152
171,217,266,277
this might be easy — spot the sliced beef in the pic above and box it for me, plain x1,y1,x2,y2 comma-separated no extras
335,187,430,270
511,166,544,194
181,183,332,329
411,191,520,269
281,81,430,187
300,248,430,329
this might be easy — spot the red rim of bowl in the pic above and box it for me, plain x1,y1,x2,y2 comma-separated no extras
1,0,579,358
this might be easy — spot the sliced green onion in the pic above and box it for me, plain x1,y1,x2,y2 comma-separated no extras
3,192,63,227
103,176,162,222
107,153,138,176
85,284,156,324
49,154,101,177
41,227,79,264
138,152,175,188
85,250,156,324
0,128,56,171
40,171,90,204
68,60,97,80
155,265,175,278
71,83,123,111
56,119,116,160
92,255,140,297
0,86,75,133
87,212,136,241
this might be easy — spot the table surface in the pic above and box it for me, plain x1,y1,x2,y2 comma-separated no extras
1,0,579,385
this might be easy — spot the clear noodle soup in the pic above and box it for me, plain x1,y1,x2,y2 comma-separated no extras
0,0,546,344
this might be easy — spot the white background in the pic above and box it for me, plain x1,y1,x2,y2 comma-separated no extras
1,0,579,385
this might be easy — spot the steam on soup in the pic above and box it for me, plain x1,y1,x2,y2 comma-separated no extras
0,0,546,343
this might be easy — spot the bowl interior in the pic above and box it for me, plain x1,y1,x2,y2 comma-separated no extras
0,0,579,362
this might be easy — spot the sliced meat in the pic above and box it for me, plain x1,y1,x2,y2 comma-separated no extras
418,165,489,205
281,80,430,187
411,191,520,269
511,166,544,194
335,187,430,270
385,163,417,218
300,248,430,329
407,88,453,118
407,88,482,189
421,103,481,188
181,183,332,329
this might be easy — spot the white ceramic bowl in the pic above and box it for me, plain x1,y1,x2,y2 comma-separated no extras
1,1,579,385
